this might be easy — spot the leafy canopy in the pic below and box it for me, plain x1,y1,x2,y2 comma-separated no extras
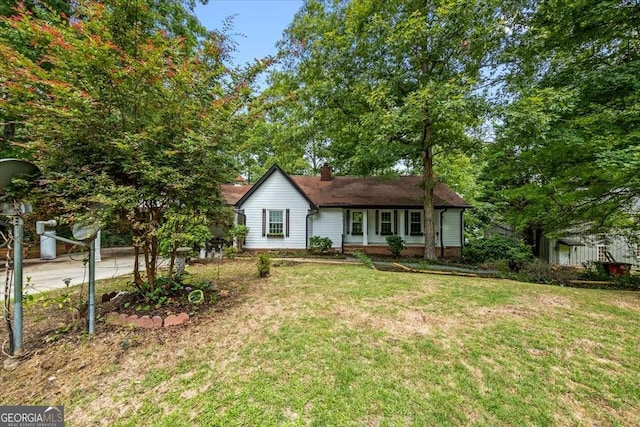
483,0,640,238
0,0,251,287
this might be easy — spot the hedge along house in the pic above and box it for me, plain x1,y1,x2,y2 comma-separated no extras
221,164,471,257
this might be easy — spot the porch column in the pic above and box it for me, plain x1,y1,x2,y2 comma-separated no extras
362,210,368,245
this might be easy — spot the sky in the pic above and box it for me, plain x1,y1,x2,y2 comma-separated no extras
194,0,304,66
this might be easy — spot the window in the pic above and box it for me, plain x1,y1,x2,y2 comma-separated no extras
598,245,609,262
269,210,284,235
380,211,392,235
351,211,363,235
409,211,422,235
262,209,289,237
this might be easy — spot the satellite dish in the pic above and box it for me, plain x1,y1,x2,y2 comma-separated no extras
72,222,100,241
0,159,40,196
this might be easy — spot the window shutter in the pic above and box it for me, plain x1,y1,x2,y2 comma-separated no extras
375,210,379,234
405,210,409,235
285,209,290,237
346,209,351,234
394,210,398,235
262,209,266,237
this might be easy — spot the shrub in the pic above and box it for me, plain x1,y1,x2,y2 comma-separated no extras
350,250,373,268
257,253,271,277
309,236,333,253
222,245,237,259
158,214,211,257
386,235,406,258
227,224,249,251
514,259,575,285
136,276,183,309
464,235,533,270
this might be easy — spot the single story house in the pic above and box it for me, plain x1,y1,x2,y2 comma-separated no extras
221,164,471,257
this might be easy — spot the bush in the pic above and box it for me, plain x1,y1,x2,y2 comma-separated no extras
309,236,333,253
386,235,406,258
227,224,249,251
464,235,533,270
350,250,373,268
513,259,575,285
257,253,271,277
101,231,132,247
222,245,237,259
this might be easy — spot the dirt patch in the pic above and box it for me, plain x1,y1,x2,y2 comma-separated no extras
608,294,640,312
475,305,534,318
319,298,458,338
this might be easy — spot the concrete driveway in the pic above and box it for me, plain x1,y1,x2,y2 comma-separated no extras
0,247,165,300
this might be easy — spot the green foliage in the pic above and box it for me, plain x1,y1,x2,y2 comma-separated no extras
385,235,406,258
510,260,574,286
464,235,534,270
227,224,250,251
222,245,237,259
38,292,73,311
483,0,640,236
257,253,271,278
264,0,510,259
137,276,182,309
227,224,249,240
158,213,212,257
0,2,253,290
101,231,132,247
308,236,333,254
350,250,373,268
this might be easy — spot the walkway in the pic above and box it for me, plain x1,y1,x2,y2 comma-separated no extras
0,247,145,300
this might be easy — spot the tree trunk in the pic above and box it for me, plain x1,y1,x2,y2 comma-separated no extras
2,121,15,150
168,243,177,278
422,147,437,260
146,208,162,289
422,124,437,260
524,224,542,257
133,244,141,287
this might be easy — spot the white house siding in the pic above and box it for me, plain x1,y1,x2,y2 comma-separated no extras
547,236,638,267
239,171,311,250
309,208,343,249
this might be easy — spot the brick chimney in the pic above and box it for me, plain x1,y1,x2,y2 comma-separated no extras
320,163,332,181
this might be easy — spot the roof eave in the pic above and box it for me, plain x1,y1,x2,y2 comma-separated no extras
316,204,472,209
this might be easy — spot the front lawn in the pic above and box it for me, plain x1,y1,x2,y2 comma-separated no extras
1,260,639,426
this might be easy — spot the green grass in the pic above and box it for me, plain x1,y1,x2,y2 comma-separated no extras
4,261,640,425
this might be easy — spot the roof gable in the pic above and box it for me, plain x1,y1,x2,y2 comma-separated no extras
234,164,316,208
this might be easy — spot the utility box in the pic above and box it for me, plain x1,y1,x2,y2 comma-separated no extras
40,230,56,259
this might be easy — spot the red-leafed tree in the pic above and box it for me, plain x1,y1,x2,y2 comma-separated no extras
0,1,263,288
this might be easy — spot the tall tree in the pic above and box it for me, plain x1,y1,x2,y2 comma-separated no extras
0,1,250,289
0,0,72,153
269,0,511,259
483,0,640,241
0,0,209,155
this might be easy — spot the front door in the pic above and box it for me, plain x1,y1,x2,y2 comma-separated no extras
558,244,571,265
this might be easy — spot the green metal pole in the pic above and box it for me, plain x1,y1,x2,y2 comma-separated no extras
87,239,95,334
12,216,23,354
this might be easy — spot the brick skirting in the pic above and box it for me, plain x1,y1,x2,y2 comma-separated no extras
243,245,462,259
343,245,461,259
